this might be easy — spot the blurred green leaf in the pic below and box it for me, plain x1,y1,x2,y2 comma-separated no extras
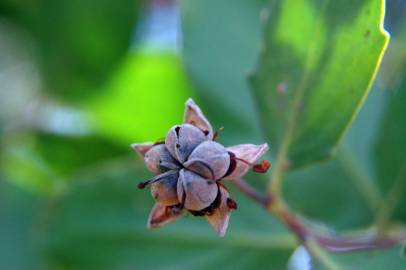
282,88,387,231
0,0,138,100
180,0,266,145
0,179,45,270
1,133,57,194
310,242,406,269
44,161,296,270
250,0,389,169
374,75,406,225
0,132,127,194
35,133,126,176
283,157,374,230
88,51,192,144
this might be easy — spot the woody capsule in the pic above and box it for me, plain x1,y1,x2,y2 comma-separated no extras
131,98,269,237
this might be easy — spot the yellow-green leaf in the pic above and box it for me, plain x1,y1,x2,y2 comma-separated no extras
250,0,389,169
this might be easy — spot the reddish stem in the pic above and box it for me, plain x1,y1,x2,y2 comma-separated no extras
231,177,406,252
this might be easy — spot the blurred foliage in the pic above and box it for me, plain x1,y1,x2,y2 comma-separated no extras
0,0,139,101
0,0,405,269
180,0,266,145
374,75,406,223
0,179,45,269
283,87,386,231
310,243,406,269
89,51,192,143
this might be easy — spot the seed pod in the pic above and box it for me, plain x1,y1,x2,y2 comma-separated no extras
184,98,213,139
150,171,179,206
131,142,155,158
132,98,270,236
225,143,269,179
147,203,184,229
144,144,180,174
165,124,207,163
177,169,218,211
184,141,230,180
206,184,235,237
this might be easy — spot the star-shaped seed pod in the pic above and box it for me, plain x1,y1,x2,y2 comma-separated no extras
132,98,269,237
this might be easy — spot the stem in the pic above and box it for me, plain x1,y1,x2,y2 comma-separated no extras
306,240,340,270
277,205,406,252
231,177,406,252
375,164,406,234
231,178,270,207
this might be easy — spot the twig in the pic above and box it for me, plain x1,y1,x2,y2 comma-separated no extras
230,177,406,252
230,177,271,207
277,205,406,252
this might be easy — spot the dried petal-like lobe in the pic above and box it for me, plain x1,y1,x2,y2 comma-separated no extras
177,169,218,211
184,141,230,180
144,144,180,174
225,143,269,179
131,143,155,158
184,98,213,139
165,124,207,163
147,203,184,229
206,185,232,237
150,171,179,206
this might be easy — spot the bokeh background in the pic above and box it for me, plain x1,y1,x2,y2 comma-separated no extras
0,0,405,269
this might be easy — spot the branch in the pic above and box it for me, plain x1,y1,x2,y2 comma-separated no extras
229,177,270,207
230,177,406,252
278,206,406,252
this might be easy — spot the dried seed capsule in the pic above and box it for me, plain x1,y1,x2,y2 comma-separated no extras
132,98,270,236
225,143,269,179
184,141,230,180
144,144,180,174
150,171,179,206
184,98,213,139
131,142,155,158
177,169,218,211
206,184,235,237
147,203,184,229
165,124,207,163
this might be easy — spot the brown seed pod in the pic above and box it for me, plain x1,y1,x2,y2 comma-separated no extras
177,169,218,211
131,142,155,158
147,203,184,229
150,171,179,206
165,124,207,163
184,98,213,139
225,143,269,179
132,98,270,237
184,141,230,180
144,144,180,174
206,184,235,237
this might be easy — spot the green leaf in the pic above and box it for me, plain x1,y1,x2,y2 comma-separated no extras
1,133,58,194
43,161,297,270
0,132,127,194
180,0,266,145
0,0,138,101
0,179,45,270
374,74,406,225
283,157,374,230
282,86,387,230
309,242,406,270
283,67,406,233
88,51,192,144
250,0,389,169
281,4,406,233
